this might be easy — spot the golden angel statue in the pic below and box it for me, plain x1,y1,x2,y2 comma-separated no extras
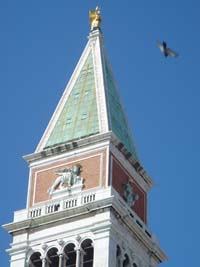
89,6,102,31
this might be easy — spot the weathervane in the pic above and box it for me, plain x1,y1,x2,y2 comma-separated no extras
89,6,102,31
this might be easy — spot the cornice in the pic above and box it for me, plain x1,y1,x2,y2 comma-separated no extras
3,197,113,234
3,194,167,263
23,131,153,188
23,132,112,165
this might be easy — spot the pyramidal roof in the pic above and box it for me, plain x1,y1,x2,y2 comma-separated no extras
36,28,139,161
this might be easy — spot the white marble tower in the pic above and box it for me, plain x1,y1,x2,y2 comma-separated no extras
3,8,167,267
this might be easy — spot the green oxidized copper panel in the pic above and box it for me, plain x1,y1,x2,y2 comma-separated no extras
105,60,138,160
45,52,99,147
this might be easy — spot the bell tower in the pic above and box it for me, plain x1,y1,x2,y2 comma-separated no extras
4,8,167,267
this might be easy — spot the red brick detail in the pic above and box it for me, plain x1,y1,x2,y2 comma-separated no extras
29,149,107,207
111,156,147,223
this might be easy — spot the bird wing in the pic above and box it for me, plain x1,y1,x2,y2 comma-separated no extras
166,48,179,58
157,41,165,53
163,41,167,49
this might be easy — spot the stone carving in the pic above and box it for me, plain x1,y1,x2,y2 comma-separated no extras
123,181,139,208
89,6,101,31
48,164,83,195
57,239,64,247
41,243,48,251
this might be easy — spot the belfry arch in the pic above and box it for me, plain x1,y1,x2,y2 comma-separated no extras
81,239,94,267
29,252,42,267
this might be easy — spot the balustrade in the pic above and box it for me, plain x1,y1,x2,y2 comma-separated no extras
27,187,153,246
29,191,97,219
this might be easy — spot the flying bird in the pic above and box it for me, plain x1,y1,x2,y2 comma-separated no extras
157,41,178,58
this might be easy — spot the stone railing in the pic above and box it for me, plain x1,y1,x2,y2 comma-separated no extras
29,191,98,218
111,188,159,245
13,186,158,245
13,187,111,222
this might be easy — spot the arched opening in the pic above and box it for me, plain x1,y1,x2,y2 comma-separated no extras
133,263,138,267
47,247,59,267
64,243,76,267
116,245,122,267
29,252,42,267
123,254,131,267
81,239,94,267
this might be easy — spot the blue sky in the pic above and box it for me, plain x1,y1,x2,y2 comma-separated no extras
0,1,199,266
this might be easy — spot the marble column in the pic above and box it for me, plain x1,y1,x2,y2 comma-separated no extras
76,248,81,267
58,253,64,267
41,257,46,267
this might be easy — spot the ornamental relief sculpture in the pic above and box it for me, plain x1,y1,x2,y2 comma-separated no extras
123,181,139,208
47,164,84,196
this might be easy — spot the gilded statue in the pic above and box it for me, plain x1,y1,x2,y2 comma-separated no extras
89,6,101,31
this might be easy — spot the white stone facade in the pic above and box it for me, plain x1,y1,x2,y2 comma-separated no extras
5,186,166,267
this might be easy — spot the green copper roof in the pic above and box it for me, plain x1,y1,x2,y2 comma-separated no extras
105,59,138,161
45,52,99,147
42,31,138,161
